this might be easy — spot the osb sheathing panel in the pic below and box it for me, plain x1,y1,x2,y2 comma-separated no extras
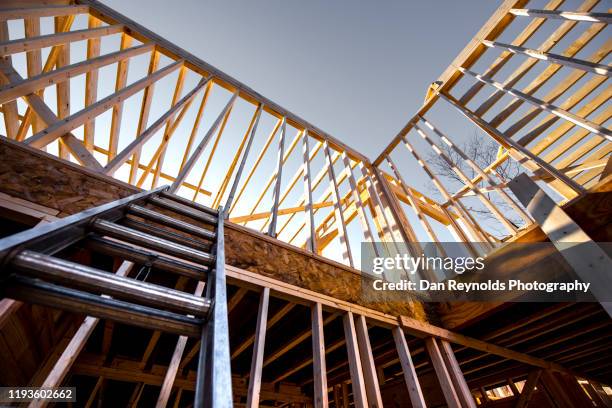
0,139,427,320
224,226,427,320
0,140,136,217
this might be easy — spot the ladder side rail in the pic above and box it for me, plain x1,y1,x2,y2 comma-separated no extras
0,186,168,262
195,206,233,408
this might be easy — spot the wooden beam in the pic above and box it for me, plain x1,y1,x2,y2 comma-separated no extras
228,118,282,214
0,5,89,20
129,49,160,183
303,130,317,253
0,43,153,105
83,15,101,151
483,40,611,76
262,313,336,372
311,303,328,408
439,91,584,199
155,279,206,408
0,21,19,140
458,67,612,141
105,76,209,176
23,56,180,149
324,142,353,267
170,91,238,193
224,104,263,214
425,337,461,408
24,15,44,134
15,14,75,142
392,326,426,408
343,312,368,408
386,155,447,255
236,264,574,375
267,118,287,237
151,65,185,187
439,339,477,408
0,24,123,56
458,0,564,106
213,104,261,209
0,61,102,170
54,16,71,160
82,0,370,165
418,116,533,224
177,79,212,172
372,0,529,165
192,92,236,202
354,315,383,407
246,287,270,408
108,33,133,159
508,173,612,317
509,8,612,24
29,262,134,408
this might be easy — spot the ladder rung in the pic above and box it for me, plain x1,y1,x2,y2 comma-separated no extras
158,191,218,216
3,275,203,337
121,218,212,252
12,250,211,317
91,219,215,266
127,204,216,241
149,196,218,226
85,236,208,280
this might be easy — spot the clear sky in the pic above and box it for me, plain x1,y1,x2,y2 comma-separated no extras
99,0,502,159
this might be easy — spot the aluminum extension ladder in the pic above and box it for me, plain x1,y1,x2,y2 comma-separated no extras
0,186,233,407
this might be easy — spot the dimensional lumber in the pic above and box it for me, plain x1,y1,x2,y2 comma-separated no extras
0,0,610,406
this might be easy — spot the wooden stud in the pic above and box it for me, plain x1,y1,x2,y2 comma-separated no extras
0,21,19,140
24,15,44,134
386,155,447,256
0,61,102,170
192,87,236,201
439,339,477,408
214,104,261,209
83,16,101,151
130,49,160,183
303,130,317,253
324,142,353,267
459,67,612,141
392,327,426,408
106,76,209,176
246,288,271,408
267,118,287,237
108,33,133,159
54,16,71,160
509,8,612,24
343,153,381,258
354,315,383,407
224,104,263,214
439,91,585,199
178,79,212,172
170,91,237,193
0,43,154,105
156,278,207,408
228,118,282,214
0,5,90,20
418,116,533,225
311,303,329,408
425,337,461,408
23,57,180,150
342,312,368,408
482,40,610,77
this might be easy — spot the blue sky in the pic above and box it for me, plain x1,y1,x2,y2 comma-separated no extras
99,0,502,159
